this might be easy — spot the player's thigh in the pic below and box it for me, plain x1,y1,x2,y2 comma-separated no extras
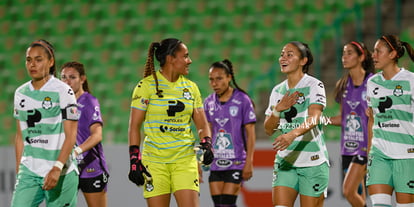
209,170,242,195
143,162,172,198
45,171,78,207
298,162,329,198
147,193,171,207
393,159,414,195
83,191,107,207
171,157,199,193
299,193,325,207
367,154,393,187
11,171,44,207
343,161,366,192
174,189,200,207
79,172,109,193
272,186,298,206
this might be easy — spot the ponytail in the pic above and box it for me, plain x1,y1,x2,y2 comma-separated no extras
143,42,163,98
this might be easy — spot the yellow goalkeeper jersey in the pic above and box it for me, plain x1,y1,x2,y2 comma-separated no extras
131,71,203,163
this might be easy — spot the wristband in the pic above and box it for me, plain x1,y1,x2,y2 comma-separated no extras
54,161,64,170
74,146,83,155
201,136,211,144
272,108,280,117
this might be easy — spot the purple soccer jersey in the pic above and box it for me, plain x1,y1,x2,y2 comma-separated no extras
77,92,109,178
204,89,256,171
339,74,372,157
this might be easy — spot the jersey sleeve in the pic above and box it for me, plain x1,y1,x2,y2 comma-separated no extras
60,85,79,121
131,80,151,111
242,94,256,125
309,80,326,108
59,85,77,108
265,86,280,116
192,82,203,109
203,96,212,123
366,76,374,107
86,96,104,126
13,89,20,119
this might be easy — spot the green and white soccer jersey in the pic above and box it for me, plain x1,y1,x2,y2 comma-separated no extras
131,71,203,163
13,76,78,177
265,74,329,168
367,68,414,159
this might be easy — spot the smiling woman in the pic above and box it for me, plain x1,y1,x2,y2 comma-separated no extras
128,38,212,207
264,41,329,207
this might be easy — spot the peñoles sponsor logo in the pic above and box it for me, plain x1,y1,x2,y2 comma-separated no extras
27,129,42,134
164,118,183,123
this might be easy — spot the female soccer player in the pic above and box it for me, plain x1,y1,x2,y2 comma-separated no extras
11,40,78,207
128,38,213,207
331,41,374,207
264,41,329,207
61,61,109,207
204,59,256,207
366,35,414,207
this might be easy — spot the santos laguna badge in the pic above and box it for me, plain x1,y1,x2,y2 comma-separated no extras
183,88,192,100
393,85,403,96
42,97,52,110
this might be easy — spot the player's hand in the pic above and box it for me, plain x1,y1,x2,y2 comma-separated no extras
199,137,214,165
273,133,295,151
128,145,151,186
42,166,61,190
274,91,299,112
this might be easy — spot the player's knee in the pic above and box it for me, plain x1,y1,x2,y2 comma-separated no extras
370,193,392,207
212,195,221,205
221,194,237,205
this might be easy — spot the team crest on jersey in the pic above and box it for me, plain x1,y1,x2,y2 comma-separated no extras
42,97,52,109
296,92,305,104
183,88,192,100
393,85,403,96
141,98,149,105
229,106,238,116
146,182,154,192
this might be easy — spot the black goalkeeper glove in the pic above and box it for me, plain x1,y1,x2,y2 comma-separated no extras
199,136,214,165
128,145,151,186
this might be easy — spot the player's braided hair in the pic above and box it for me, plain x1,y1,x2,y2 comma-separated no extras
210,59,255,107
143,38,182,98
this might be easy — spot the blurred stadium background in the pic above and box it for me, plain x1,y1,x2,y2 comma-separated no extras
0,0,413,145
2,1,414,206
